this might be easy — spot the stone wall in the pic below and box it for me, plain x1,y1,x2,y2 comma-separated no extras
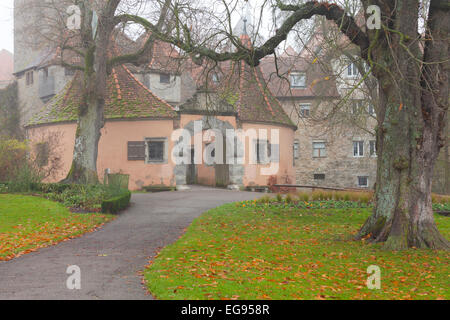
280,98,377,189
17,65,72,127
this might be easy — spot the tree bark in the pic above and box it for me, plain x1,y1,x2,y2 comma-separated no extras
356,0,449,250
62,2,112,185
63,93,104,184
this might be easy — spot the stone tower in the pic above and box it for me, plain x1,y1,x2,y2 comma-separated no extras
14,0,71,126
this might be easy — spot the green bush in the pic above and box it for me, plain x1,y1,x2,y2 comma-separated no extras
0,138,28,181
101,190,131,214
7,162,42,192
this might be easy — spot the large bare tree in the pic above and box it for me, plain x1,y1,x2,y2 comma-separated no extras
20,0,172,184
127,0,448,250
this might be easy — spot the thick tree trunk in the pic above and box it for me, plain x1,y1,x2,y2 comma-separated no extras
63,95,104,184
355,0,449,250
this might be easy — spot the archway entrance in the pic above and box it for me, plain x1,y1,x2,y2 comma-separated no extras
178,116,243,189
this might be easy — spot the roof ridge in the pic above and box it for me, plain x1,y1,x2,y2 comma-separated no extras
252,66,274,116
238,60,244,118
112,68,122,100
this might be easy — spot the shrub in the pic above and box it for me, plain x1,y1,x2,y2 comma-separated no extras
276,193,283,202
0,138,28,182
7,162,42,192
101,190,131,214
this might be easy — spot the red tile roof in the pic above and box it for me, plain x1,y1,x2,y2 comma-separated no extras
27,65,177,126
221,57,296,128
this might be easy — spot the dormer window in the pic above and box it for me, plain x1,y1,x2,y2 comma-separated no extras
290,72,306,88
347,62,358,77
299,104,310,118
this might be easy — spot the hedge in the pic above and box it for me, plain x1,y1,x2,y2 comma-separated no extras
101,190,131,214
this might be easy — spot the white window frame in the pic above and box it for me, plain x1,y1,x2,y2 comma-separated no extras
351,100,364,115
353,140,364,157
346,62,358,78
299,104,311,118
358,176,369,188
369,140,377,157
290,72,306,88
145,137,168,164
293,140,300,160
312,141,326,158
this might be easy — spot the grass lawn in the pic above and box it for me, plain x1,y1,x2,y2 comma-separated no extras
0,194,114,261
144,202,449,300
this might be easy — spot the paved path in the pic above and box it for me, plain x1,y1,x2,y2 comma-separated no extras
0,186,260,300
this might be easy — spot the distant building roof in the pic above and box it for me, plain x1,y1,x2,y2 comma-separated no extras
0,49,14,86
27,65,177,127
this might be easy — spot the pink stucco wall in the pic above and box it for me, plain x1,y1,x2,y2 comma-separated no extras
27,116,295,190
27,119,177,190
241,123,295,187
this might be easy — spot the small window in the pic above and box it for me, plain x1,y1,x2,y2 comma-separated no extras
347,62,358,77
255,139,271,164
314,174,325,180
26,71,34,86
160,73,170,84
369,140,377,157
290,72,306,88
353,141,364,157
65,67,75,76
146,138,167,163
351,100,364,115
358,176,369,187
313,141,326,158
293,140,300,160
299,104,310,118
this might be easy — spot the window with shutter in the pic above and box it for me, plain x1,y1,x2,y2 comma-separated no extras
127,141,146,161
